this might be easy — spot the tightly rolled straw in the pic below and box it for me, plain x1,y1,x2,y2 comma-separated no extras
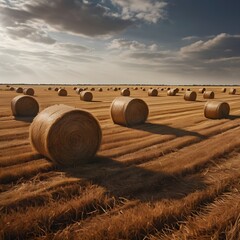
54,87,59,91
10,87,15,91
221,88,226,93
199,88,206,93
184,91,197,101
204,101,230,119
148,88,158,96
11,95,39,117
23,88,34,96
16,87,23,93
80,91,93,101
121,88,130,96
98,88,103,92
133,87,138,90
167,89,177,96
174,88,179,93
30,104,102,166
229,88,236,95
76,88,84,94
58,89,68,96
90,87,95,91
113,87,118,91
110,97,149,126
203,91,214,99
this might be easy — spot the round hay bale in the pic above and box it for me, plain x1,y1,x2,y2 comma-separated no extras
148,88,158,96
203,91,214,99
113,87,118,91
110,97,149,126
98,88,103,92
167,89,177,96
184,91,197,101
174,88,179,93
204,101,230,119
80,91,93,101
199,88,206,93
181,88,184,91
161,88,164,91
23,88,34,96
73,87,77,90
187,88,191,91
167,87,171,90
229,88,236,95
76,88,84,94
11,95,39,117
10,87,15,91
118,87,121,90
30,104,102,166
142,88,146,91
90,87,95,91
48,87,52,91
221,88,226,93
58,89,67,96
16,87,23,93
133,87,138,90
54,87,59,91
107,88,110,91
121,88,130,96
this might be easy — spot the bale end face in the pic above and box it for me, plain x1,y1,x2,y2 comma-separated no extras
110,97,149,126
23,88,35,96
229,88,236,95
121,88,130,96
184,91,197,101
148,89,158,96
11,95,39,117
203,91,215,99
16,87,23,93
80,91,93,101
204,101,230,119
58,89,68,96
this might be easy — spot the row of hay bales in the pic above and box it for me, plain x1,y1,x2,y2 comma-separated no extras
10,95,231,167
8,86,35,96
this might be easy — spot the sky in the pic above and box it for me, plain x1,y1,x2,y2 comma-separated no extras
0,0,240,85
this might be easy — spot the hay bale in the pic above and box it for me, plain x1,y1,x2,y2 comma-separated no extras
181,88,184,91
48,87,52,91
23,88,34,96
110,97,149,126
174,88,179,93
118,87,121,90
73,87,77,90
204,101,230,119
199,88,206,93
10,87,15,91
80,91,93,101
30,104,102,166
11,95,39,117
76,88,84,94
98,88,103,92
113,87,118,91
58,89,67,96
221,88,226,93
203,91,214,99
229,88,236,95
184,91,197,101
90,87,95,91
142,88,146,91
148,88,158,96
133,87,138,90
16,87,23,93
167,89,177,96
187,88,191,91
121,88,130,96
54,87,59,91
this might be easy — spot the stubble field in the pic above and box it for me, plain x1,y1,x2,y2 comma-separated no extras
0,85,240,240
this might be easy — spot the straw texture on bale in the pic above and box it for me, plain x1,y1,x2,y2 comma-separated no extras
203,91,215,99
80,91,93,101
229,88,236,95
110,97,149,126
58,89,67,96
204,101,230,119
30,104,102,166
199,88,206,93
76,88,84,94
167,89,177,96
121,88,130,96
23,88,34,96
184,91,197,101
221,88,226,93
11,95,39,117
16,87,23,93
148,88,158,96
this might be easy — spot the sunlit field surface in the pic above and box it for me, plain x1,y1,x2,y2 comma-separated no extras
0,85,240,240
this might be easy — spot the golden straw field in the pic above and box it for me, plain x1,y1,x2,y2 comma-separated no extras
0,85,240,240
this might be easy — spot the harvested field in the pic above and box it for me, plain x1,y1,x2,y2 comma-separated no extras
0,85,240,240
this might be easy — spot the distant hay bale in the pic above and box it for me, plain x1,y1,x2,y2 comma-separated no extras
174,88,179,93
221,88,226,93
80,91,93,101
54,87,59,91
30,104,102,166
58,89,67,96
16,87,23,93
184,91,197,101
199,88,206,93
203,91,215,99
142,88,146,91
11,95,39,117
73,87,77,90
76,88,84,94
118,87,121,90
181,88,184,91
48,87,52,91
23,88,34,96
133,87,138,90
229,88,236,95
90,87,95,91
6,85,10,87
107,88,110,91
98,88,103,92
148,88,158,96
187,88,191,91
10,87,15,91
161,88,164,91
113,87,118,91
204,101,230,119
110,97,149,126
167,87,171,90
167,89,177,96
121,88,130,96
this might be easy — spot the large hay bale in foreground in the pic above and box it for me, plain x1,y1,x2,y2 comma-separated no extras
121,88,130,96
199,88,206,93
11,95,39,117
110,97,149,126
148,88,158,96
30,104,102,166
16,87,23,93
229,88,236,95
80,91,93,101
184,91,197,101
58,89,67,96
23,88,35,96
203,91,215,99
204,101,230,119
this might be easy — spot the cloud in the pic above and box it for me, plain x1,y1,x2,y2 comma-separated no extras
107,38,146,50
